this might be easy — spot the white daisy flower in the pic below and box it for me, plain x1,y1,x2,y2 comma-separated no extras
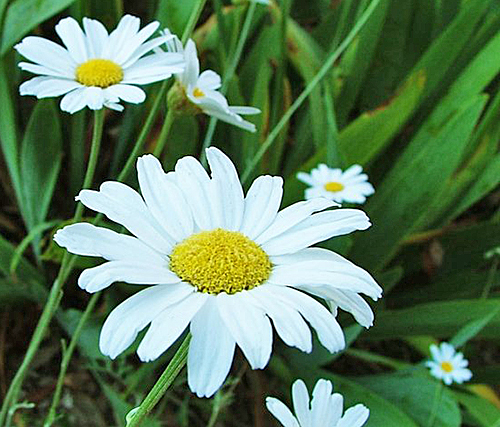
163,30,260,132
266,378,370,427
15,15,184,113
54,147,382,398
297,164,375,205
425,342,473,386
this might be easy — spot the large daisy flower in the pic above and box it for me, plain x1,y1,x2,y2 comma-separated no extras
297,164,375,204
266,379,370,427
15,15,184,113
425,342,473,385
163,30,260,132
54,148,382,397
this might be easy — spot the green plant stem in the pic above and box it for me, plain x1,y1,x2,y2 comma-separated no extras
482,256,499,299
240,0,381,184
126,335,191,427
0,110,105,426
200,2,257,165
427,380,443,427
152,110,176,158
43,292,100,427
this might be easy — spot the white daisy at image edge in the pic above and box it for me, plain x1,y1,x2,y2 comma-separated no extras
266,378,369,427
54,147,382,398
163,29,260,132
15,15,184,113
297,164,375,204
425,342,473,385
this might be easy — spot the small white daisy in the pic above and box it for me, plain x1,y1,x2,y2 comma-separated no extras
297,164,375,204
163,30,260,132
266,379,370,427
54,147,382,398
15,15,184,113
425,342,473,385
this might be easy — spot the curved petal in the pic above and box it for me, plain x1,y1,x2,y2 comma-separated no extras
137,291,208,361
122,52,184,84
240,175,283,240
99,282,194,358
15,36,75,74
188,298,236,397
114,21,160,65
104,84,145,104
55,17,89,64
181,39,200,87
255,198,336,245
265,285,345,353
250,286,312,352
54,222,165,264
262,209,371,256
83,87,105,110
310,380,338,426
137,154,194,241
76,181,173,253
206,147,244,231
198,70,221,91
337,404,370,427
102,15,140,62
60,87,89,113
19,76,80,98
266,397,300,427
82,17,109,58
228,106,261,115
217,291,273,369
18,62,73,79
78,260,179,293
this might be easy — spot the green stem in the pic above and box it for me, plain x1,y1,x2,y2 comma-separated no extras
482,256,499,299
152,110,176,158
181,0,208,44
0,110,105,426
43,293,100,427
126,335,191,427
427,380,442,427
200,2,257,165
240,0,381,184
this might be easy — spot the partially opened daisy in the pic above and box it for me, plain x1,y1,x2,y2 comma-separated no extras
54,147,382,397
15,15,184,113
297,164,374,204
163,30,260,132
266,379,369,427
425,342,472,385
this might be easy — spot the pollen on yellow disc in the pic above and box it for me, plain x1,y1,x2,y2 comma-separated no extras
169,228,272,295
75,59,123,88
324,181,344,192
441,361,454,373
193,87,205,98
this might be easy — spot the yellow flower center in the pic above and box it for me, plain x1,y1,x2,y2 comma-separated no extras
75,59,123,88
169,228,272,295
440,361,454,373
193,87,205,98
324,182,344,192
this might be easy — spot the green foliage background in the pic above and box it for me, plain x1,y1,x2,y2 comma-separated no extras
0,0,499,425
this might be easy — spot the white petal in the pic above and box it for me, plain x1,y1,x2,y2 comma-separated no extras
137,292,208,361
18,62,74,79
137,155,194,241
265,285,345,353
60,87,89,113
292,379,312,427
251,286,312,352
338,404,370,427
99,282,194,358
217,292,273,369
228,106,261,115
270,260,382,300
201,106,257,132
173,155,216,230
55,17,89,64
296,171,316,186
54,222,165,264
206,147,244,231
261,209,371,256
82,17,109,58
310,380,339,426
197,70,221,90
181,39,200,88
83,87,105,110
15,36,75,75
188,298,236,397
76,181,174,253
122,52,184,84
104,84,145,104
78,260,179,293
240,175,283,239
342,164,364,178
19,76,80,98
102,14,140,62
255,198,336,245
266,397,300,427
271,247,354,266
121,35,172,69
115,21,160,65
